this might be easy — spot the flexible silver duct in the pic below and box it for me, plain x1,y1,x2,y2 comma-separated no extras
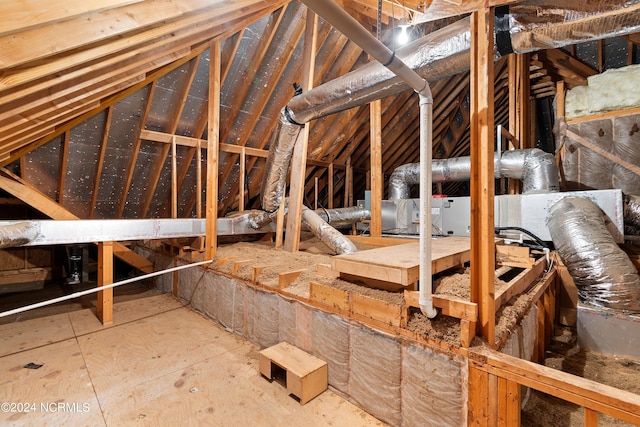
260,110,303,212
247,205,370,230
500,149,560,193
314,206,371,226
262,1,639,211
0,222,38,249
508,0,640,54
388,148,559,199
547,197,640,312
624,194,640,236
301,205,357,255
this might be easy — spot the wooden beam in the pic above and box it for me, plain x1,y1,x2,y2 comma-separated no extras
369,99,383,237
0,0,144,37
196,141,202,218
284,10,318,252
97,241,114,326
0,1,283,167
0,0,268,70
472,350,640,425
239,147,246,212
470,8,496,346
57,131,70,204
171,136,178,218
205,40,221,260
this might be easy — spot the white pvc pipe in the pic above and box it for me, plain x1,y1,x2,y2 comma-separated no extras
298,0,437,318
0,259,212,319
419,95,437,318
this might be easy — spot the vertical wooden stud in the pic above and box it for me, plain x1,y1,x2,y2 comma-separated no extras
284,10,317,252
239,147,246,212
470,8,496,346
328,163,334,209
468,364,490,426
171,136,178,218
584,408,598,427
196,140,202,218
206,41,221,260
369,98,383,238
97,241,114,325
58,131,70,204
314,176,319,210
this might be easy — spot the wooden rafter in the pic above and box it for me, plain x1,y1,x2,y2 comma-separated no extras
89,106,113,218
0,0,287,165
117,82,155,218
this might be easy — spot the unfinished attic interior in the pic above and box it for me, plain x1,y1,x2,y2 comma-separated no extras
3,0,640,425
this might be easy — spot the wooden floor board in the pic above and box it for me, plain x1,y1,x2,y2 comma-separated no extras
69,293,185,336
0,312,75,357
0,338,105,426
0,293,384,426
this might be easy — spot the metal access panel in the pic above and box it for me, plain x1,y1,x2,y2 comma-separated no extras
440,197,500,237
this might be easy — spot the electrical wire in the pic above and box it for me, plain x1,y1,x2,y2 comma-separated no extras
494,226,551,249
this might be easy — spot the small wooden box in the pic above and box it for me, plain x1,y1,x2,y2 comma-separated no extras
259,342,328,405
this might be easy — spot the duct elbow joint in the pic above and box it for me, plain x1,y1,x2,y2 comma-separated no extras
419,297,438,319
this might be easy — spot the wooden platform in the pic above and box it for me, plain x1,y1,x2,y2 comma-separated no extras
0,294,383,426
331,236,477,287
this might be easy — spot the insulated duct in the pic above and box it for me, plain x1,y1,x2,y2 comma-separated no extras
547,197,640,312
313,206,371,227
624,194,640,236
0,222,38,249
260,110,304,213
301,205,357,255
262,0,640,211
247,206,370,230
388,148,559,199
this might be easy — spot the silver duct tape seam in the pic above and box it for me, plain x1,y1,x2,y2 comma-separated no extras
548,196,640,312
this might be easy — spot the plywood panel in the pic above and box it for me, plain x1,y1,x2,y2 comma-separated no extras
0,312,74,357
77,307,246,397
0,338,104,426
68,293,185,336
331,236,474,286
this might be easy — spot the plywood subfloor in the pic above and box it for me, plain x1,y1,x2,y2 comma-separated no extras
0,294,385,426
